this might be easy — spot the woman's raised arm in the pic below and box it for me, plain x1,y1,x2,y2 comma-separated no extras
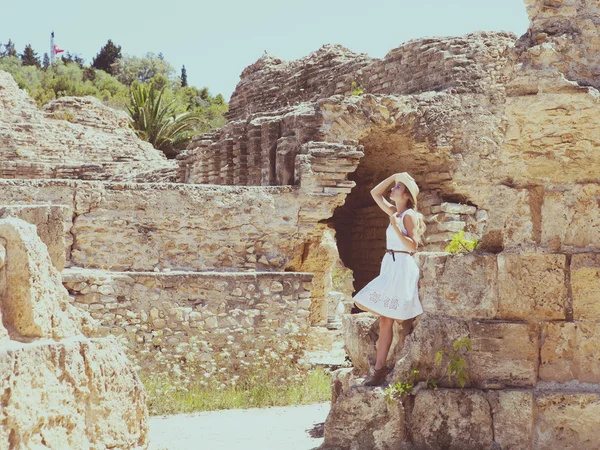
370,174,397,216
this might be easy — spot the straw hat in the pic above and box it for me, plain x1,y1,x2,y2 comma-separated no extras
394,172,419,207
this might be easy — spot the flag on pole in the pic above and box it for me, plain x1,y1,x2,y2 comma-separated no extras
53,44,64,55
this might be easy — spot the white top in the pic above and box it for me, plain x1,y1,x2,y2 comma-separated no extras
386,209,414,252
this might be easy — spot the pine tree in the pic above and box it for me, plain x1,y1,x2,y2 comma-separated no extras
21,44,41,67
60,51,85,68
92,39,122,75
158,52,164,61
180,65,188,87
1,39,17,58
42,53,50,69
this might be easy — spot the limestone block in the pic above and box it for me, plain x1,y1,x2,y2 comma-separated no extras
535,394,600,450
330,367,354,404
440,202,477,215
488,390,534,450
409,389,494,450
0,204,69,271
391,313,470,387
540,321,600,383
541,185,600,251
468,321,539,387
416,252,498,319
466,185,535,250
391,314,538,388
503,93,600,185
570,253,600,321
323,385,405,450
0,218,96,339
0,336,148,450
497,253,566,321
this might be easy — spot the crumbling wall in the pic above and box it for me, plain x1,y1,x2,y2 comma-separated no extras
0,71,178,182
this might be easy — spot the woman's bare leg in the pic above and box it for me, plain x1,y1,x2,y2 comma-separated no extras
398,317,414,347
374,316,394,370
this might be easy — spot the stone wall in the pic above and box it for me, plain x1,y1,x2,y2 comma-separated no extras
325,244,600,449
0,204,69,271
520,0,600,90
0,179,313,272
62,269,314,381
176,105,325,186
0,179,347,326
226,32,515,122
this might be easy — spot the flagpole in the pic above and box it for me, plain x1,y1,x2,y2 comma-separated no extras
50,31,55,66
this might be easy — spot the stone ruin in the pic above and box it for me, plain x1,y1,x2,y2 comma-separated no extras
0,0,599,447
0,214,148,449
0,74,177,182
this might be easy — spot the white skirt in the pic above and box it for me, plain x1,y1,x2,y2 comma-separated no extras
353,252,423,320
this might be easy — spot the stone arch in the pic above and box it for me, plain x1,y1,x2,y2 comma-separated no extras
315,93,482,294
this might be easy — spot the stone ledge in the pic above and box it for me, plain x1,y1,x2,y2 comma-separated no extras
324,380,600,450
414,251,593,321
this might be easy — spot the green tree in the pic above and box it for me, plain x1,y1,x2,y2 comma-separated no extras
126,81,205,158
82,66,96,82
180,64,187,87
1,39,17,58
92,39,122,75
20,44,40,67
60,51,85,68
42,53,50,69
112,52,175,85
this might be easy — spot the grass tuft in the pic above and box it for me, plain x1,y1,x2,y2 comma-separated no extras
141,367,332,415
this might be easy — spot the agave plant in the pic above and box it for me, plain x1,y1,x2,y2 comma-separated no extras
126,81,204,158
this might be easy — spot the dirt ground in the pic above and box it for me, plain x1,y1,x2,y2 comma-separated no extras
148,402,330,450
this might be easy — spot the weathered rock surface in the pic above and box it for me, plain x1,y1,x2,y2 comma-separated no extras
0,71,177,182
0,204,69,271
0,217,148,449
0,337,148,450
0,218,94,339
324,373,405,450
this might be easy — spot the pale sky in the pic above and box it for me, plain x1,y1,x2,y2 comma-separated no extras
3,0,529,102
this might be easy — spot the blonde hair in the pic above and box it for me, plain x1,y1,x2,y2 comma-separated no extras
403,186,427,247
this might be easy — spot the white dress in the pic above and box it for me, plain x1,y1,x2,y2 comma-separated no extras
353,209,423,320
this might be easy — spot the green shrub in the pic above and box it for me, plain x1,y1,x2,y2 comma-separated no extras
434,336,472,388
385,369,419,404
386,336,473,403
351,81,364,96
444,231,479,254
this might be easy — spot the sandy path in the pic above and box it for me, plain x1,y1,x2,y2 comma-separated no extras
148,402,330,450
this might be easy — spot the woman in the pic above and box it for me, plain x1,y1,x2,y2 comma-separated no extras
352,172,426,386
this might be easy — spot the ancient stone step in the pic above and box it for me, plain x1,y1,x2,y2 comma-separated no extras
323,375,600,450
